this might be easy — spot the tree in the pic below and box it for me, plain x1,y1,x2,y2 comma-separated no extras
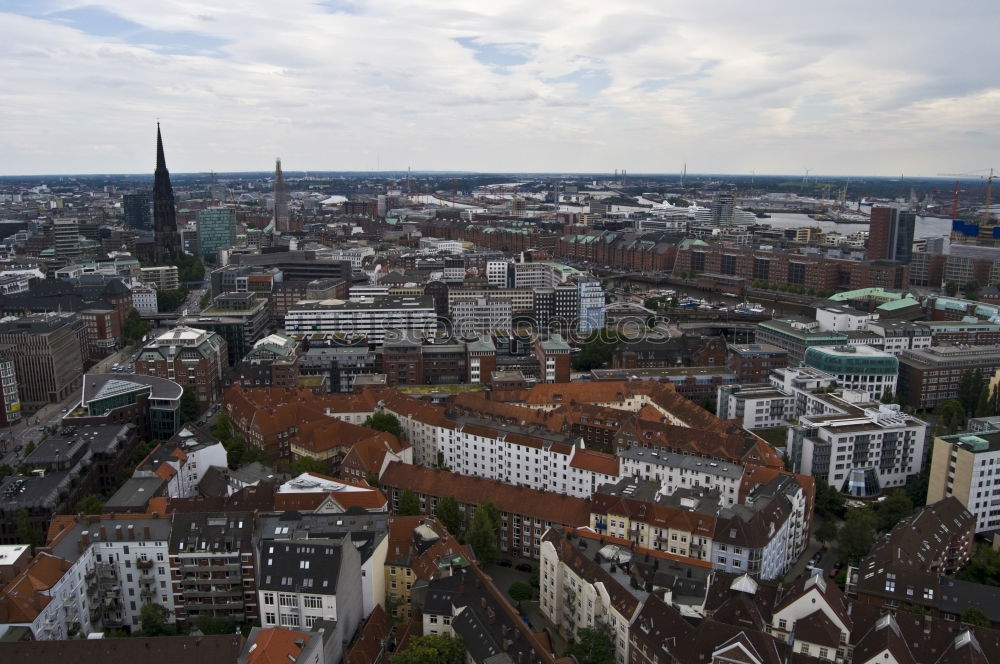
393,634,464,664
292,456,329,476
957,545,1000,586
179,388,200,424
815,520,838,544
573,330,622,372
508,581,534,603
945,281,959,297
976,383,992,418
123,310,151,346
76,494,104,515
0,464,13,481
139,603,172,636
568,626,615,664
905,467,930,508
363,412,402,438
958,369,983,417
199,290,212,309
15,508,42,552
434,495,464,536
837,509,877,564
194,614,236,635
814,478,846,520
965,280,981,301
936,399,966,434
880,388,895,404
397,489,421,516
23,441,35,456
465,502,501,566
156,286,190,313
961,607,991,628
875,490,913,532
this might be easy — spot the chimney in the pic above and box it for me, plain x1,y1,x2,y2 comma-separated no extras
99,526,107,540
924,615,932,634
115,524,123,540
81,530,91,546
127,525,135,541
144,526,151,540
481,597,487,609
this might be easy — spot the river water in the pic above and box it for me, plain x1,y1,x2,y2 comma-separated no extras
760,211,951,243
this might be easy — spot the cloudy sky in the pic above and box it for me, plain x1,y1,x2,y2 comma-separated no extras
1,1,997,176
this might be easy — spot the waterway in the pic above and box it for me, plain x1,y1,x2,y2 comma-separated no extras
760,211,951,243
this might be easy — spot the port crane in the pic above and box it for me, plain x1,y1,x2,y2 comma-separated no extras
938,168,996,225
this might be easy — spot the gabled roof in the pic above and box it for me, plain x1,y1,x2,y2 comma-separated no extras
246,628,312,664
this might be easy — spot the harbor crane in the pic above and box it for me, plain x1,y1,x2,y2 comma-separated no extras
938,168,996,225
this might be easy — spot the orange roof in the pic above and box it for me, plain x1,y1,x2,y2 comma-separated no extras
345,605,391,664
342,434,408,476
0,553,72,623
569,527,714,569
570,448,620,476
247,627,311,664
381,462,591,528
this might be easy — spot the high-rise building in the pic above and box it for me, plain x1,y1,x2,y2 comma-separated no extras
273,158,289,232
0,313,84,413
709,192,735,226
53,217,81,262
868,204,916,263
195,207,236,258
122,192,152,230
927,430,1000,532
152,124,183,264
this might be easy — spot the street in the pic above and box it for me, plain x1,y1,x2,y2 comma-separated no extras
0,346,133,468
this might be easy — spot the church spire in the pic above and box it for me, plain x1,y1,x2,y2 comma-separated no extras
156,122,168,173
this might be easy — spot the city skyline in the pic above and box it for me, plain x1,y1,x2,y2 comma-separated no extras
1,1,998,177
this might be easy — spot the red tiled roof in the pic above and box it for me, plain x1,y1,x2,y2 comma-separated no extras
381,462,591,527
569,448,620,476
246,627,311,664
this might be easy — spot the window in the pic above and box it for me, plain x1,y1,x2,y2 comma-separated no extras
264,593,275,606
304,596,323,609
264,612,276,625
279,593,296,607
430,615,439,624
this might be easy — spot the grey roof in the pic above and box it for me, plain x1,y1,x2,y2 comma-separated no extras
104,476,167,510
938,576,1000,622
80,373,183,405
170,512,255,553
618,446,744,479
259,538,345,593
257,512,389,564
49,515,174,563
230,461,284,485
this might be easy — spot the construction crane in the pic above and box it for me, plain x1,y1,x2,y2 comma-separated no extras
938,168,996,225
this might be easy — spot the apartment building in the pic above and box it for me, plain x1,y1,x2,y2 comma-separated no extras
927,429,1000,533
897,345,1000,410
539,529,641,664
258,537,363,634
450,296,512,334
140,265,180,291
802,344,899,399
790,401,927,497
168,512,257,625
284,296,437,345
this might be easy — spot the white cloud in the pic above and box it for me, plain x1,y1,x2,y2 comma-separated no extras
0,0,998,175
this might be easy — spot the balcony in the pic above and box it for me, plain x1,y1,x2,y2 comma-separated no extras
137,559,155,571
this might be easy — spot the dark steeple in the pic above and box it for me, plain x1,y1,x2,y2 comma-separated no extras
152,123,182,264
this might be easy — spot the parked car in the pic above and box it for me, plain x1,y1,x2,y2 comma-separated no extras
829,562,843,578
515,563,533,573
811,551,823,565
498,559,513,568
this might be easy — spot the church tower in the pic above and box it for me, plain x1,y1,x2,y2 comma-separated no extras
153,123,183,264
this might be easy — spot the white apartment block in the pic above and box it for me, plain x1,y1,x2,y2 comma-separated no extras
140,265,180,291
131,283,158,315
284,296,437,344
451,296,513,334
325,245,375,269
791,403,926,498
814,305,878,333
618,447,743,507
485,260,509,287
539,531,639,664
0,517,175,641
446,288,534,315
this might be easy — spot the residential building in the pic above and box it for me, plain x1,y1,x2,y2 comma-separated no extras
927,429,1000,533
257,511,389,619
380,462,591,560
133,424,228,498
0,345,21,427
451,296,512,334
284,296,437,345
135,325,228,409
539,529,641,664
258,536,364,635
790,400,927,497
169,512,257,625
53,217,81,262
140,265,180,291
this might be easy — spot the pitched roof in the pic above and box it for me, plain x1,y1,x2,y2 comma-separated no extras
246,628,312,664
0,635,245,664
344,604,391,664
569,448,619,476
0,552,72,623
380,462,591,528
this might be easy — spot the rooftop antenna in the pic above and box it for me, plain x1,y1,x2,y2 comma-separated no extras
681,162,686,188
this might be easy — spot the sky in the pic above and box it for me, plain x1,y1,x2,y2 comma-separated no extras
1,1,998,177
